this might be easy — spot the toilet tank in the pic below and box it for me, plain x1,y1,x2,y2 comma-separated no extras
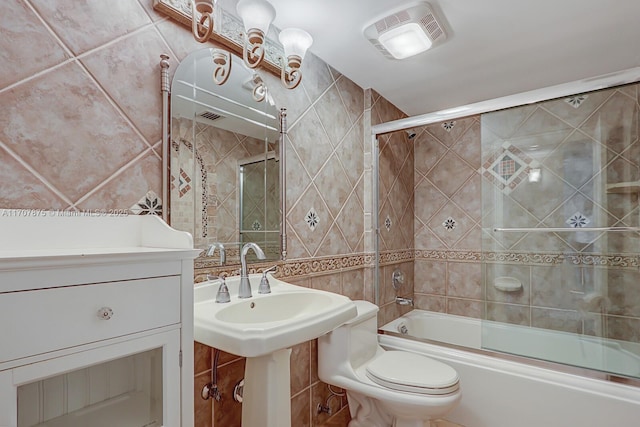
347,301,380,369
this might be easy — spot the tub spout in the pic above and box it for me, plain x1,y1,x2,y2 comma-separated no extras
395,296,413,306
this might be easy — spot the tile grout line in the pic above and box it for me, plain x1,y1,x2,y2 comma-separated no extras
0,139,74,207
72,147,157,207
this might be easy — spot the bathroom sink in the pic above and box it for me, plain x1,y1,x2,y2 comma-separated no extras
215,292,335,324
194,273,356,358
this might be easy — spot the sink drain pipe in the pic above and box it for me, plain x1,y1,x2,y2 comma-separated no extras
201,349,222,401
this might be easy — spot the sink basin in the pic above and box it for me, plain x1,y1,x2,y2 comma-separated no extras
216,292,335,324
194,273,356,357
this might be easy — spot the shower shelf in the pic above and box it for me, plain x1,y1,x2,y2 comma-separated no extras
606,181,640,194
494,276,522,292
493,226,640,233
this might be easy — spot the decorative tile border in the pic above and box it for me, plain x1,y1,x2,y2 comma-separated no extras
565,254,638,268
412,249,638,267
280,254,371,278
414,249,481,262
482,251,565,265
194,253,373,282
379,249,414,265
193,249,639,283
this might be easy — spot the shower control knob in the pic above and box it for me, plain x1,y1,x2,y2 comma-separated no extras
97,307,114,320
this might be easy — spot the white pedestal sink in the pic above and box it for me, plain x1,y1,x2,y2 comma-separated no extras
194,273,356,427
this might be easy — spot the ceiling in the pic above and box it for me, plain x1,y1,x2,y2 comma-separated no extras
224,0,640,117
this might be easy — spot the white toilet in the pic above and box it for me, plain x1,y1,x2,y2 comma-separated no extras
318,300,461,427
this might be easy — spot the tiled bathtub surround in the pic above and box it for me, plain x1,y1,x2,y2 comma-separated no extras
409,83,640,346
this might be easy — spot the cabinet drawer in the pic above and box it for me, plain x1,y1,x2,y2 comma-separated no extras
0,276,180,364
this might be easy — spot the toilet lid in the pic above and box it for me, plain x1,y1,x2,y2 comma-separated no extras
366,351,459,395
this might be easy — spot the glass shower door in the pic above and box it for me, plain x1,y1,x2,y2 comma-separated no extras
480,82,640,378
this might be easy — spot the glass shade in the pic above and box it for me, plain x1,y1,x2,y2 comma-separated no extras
279,28,313,60
236,0,276,34
378,22,432,60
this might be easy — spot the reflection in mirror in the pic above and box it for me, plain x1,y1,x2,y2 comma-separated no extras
169,48,282,265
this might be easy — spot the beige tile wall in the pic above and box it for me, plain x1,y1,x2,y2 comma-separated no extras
0,0,191,212
411,116,485,318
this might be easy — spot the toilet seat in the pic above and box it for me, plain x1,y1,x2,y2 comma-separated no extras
365,351,460,395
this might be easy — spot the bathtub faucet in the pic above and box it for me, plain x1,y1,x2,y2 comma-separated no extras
395,296,414,306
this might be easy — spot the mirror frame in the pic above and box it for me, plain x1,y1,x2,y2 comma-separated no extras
160,51,288,266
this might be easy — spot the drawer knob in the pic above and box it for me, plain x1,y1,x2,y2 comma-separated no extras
97,307,114,320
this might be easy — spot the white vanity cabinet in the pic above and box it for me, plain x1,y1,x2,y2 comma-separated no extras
0,212,200,427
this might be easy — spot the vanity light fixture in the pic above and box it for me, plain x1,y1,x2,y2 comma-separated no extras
189,0,313,93
237,0,313,89
236,0,276,69
191,0,216,43
278,27,313,89
212,48,232,85
243,73,267,102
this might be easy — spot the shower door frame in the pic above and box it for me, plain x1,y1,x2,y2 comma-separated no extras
370,67,640,376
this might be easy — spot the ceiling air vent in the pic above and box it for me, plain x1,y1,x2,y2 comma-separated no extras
199,111,223,121
364,2,446,60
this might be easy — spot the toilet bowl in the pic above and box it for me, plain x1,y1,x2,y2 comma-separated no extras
318,300,461,427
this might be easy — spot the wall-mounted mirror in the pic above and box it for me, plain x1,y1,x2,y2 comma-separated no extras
169,48,284,265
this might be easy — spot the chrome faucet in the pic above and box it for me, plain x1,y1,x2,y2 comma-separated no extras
239,242,266,298
207,274,230,303
206,242,226,265
395,296,414,306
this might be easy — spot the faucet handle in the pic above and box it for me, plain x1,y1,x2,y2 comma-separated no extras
258,265,277,294
215,276,231,303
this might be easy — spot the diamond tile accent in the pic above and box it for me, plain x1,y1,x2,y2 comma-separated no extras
566,212,590,228
443,217,456,231
305,207,319,231
252,220,262,231
385,215,392,231
565,95,588,108
442,121,456,132
481,143,537,194
178,168,191,197
492,154,522,181
131,190,162,215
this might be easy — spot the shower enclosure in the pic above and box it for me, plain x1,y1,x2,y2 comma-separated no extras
373,70,640,381
480,82,640,378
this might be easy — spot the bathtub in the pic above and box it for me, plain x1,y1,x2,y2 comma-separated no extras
380,310,640,427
